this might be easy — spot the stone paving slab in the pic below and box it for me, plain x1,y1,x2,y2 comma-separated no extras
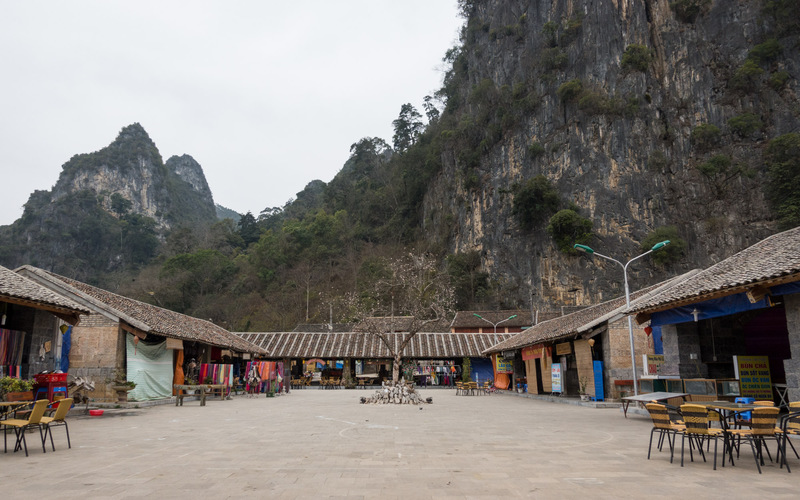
1,389,797,498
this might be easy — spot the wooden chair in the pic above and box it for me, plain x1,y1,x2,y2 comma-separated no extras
40,398,73,451
1,399,49,457
728,406,783,474
645,403,685,463
680,404,725,470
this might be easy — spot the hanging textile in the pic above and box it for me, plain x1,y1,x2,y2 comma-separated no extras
0,328,27,377
198,363,234,386
126,334,173,401
60,326,72,373
173,349,185,395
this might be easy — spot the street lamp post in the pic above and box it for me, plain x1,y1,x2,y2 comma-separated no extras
473,313,518,344
573,240,670,396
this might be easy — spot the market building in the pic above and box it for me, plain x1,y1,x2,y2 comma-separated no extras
237,321,513,387
483,274,696,399
16,265,265,402
0,264,89,380
628,226,800,404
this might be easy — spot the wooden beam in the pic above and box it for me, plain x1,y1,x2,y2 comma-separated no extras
1,296,86,323
120,322,148,340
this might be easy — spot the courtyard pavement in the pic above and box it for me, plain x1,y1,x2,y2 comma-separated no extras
1,389,797,499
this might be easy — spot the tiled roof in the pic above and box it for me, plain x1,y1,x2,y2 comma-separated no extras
292,323,354,333
450,310,536,329
236,331,511,359
354,316,452,333
0,265,89,321
484,272,697,354
16,266,265,355
630,227,800,314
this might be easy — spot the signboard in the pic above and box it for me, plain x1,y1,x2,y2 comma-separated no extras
735,355,773,400
521,344,547,360
555,342,572,355
166,338,184,350
496,355,513,374
551,363,562,393
643,354,665,375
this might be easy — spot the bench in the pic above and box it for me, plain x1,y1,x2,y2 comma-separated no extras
174,384,228,406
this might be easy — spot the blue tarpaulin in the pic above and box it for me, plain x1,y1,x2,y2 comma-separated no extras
60,326,71,373
649,281,800,327
470,357,494,383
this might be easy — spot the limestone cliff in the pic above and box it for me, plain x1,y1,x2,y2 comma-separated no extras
0,124,217,279
422,0,799,307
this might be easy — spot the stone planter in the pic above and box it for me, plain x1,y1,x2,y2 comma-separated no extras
580,394,590,401
112,385,134,403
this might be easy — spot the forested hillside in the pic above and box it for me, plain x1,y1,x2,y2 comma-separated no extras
2,0,799,332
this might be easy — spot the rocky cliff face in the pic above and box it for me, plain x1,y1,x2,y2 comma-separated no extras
423,0,799,307
0,123,217,279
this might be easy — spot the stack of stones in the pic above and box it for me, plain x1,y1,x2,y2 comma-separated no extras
360,380,432,405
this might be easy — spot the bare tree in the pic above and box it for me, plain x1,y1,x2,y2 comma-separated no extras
347,253,455,383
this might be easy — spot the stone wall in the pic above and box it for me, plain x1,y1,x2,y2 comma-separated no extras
784,294,800,402
604,317,654,398
69,312,122,401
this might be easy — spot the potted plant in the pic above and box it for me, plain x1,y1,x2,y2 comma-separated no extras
0,376,35,401
579,377,590,401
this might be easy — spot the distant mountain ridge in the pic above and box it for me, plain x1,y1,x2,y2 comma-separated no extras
0,123,218,281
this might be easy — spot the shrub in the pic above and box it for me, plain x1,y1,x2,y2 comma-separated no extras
769,70,790,90
541,47,568,71
670,0,711,23
747,39,782,64
513,175,560,230
640,226,686,266
697,154,732,178
690,123,721,151
730,60,764,91
621,44,653,72
766,133,800,229
647,151,668,172
557,79,583,103
542,21,559,47
546,209,593,253
728,113,762,138
578,91,611,115
560,14,584,45
528,142,546,158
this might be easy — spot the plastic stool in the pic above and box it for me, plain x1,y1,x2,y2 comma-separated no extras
736,397,755,421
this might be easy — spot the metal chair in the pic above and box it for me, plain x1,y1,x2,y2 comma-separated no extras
1,399,49,457
680,404,726,470
40,398,74,451
645,403,685,463
728,406,783,474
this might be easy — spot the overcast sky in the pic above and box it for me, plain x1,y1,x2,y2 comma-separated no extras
0,1,463,226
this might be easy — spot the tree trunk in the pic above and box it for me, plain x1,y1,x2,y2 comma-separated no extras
392,354,401,383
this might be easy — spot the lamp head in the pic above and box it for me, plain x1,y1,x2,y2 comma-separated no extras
651,240,670,251
573,244,595,254
473,313,483,319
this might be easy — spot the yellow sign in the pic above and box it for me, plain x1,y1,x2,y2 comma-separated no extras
555,342,572,355
496,355,513,374
736,355,772,400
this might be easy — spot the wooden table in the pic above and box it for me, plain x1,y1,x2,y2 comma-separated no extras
621,392,690,417
174,384,228,406
0,401,33,419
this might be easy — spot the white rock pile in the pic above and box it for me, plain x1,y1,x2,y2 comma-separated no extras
360,379,432,405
